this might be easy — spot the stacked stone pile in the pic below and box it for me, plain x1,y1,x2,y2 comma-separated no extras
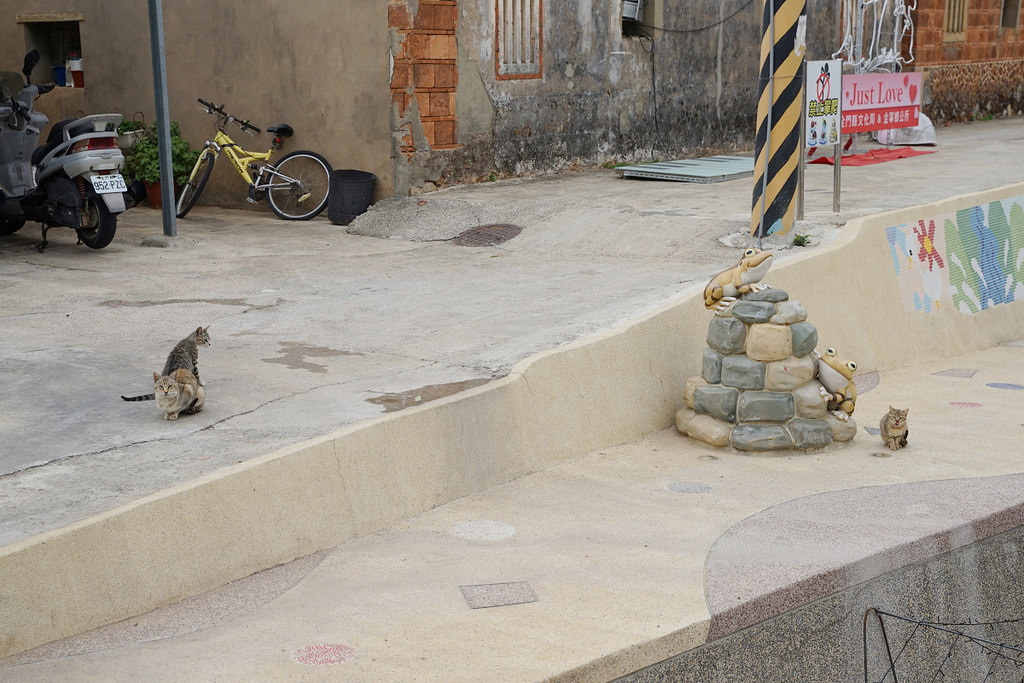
676,288,857,452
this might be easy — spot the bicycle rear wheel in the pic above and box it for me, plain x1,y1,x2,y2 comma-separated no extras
266,150,331,220
176,148,216,218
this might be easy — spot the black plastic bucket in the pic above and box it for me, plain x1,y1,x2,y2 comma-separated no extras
328,170,376,226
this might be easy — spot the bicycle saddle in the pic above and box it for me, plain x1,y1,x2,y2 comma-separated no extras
266,124,293,138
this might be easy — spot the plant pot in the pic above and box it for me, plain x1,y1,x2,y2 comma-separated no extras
118,130,143,150
144,181,180,209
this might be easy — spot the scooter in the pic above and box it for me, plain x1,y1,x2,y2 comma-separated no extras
0,51,130,250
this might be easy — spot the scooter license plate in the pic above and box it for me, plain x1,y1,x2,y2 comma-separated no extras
91,174,128,194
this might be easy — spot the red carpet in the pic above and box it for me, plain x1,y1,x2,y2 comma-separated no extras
808,146,936,166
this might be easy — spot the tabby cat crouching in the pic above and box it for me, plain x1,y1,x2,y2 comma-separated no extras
122,326,211,401
154,368,205,421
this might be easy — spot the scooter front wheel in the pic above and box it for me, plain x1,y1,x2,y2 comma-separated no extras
0,217,26,236
77,197,117,249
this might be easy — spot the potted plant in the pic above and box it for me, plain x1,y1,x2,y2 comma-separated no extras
122,121,200,209
116,116,147,150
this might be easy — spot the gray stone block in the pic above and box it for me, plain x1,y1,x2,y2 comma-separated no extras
694,385,739,423
743,288,788,303
707,317,747,356
793,381,828,418
737,391,795,423
730,424,793,451
686,414,733,447
721,356,766,390
702,348,723,384
790,322,818,358
788,418,834,450
771,299,808,324
764,356,817,392
731,301,776,324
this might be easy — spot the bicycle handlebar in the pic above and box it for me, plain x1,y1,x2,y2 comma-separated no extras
196,97,261,134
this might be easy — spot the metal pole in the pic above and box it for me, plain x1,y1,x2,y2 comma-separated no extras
833,139,841,212
757,0,776,249
147,0,176,237
796,61,805,221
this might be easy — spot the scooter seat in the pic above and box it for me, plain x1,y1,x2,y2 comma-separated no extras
266,124,293,138
31,118,94,165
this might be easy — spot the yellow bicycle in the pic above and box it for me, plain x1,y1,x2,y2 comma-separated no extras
176,98,332,220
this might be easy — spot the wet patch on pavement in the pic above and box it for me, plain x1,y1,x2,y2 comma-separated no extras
100,297,282,313
367,378,491,412
262,341,361,374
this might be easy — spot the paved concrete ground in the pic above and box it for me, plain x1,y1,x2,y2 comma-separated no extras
2,341,1023,681
2,118,1022,548
0,119,1019,534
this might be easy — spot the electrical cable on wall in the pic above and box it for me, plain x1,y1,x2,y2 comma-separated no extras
625,0,754,160
637,0,755,35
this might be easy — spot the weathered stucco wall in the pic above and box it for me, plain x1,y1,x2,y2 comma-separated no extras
393,0,840,195
0,1,393,204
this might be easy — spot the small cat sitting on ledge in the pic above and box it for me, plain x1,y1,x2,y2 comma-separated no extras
880,406,909,450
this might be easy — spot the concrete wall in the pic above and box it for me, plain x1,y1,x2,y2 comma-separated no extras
0,0,832,199
2,180,1024,660
397,0,841,194
0,2,393,200
3,1,1022,202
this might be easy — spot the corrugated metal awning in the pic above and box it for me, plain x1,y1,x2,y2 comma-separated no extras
615,155,754,183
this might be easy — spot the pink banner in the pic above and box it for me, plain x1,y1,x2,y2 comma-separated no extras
842,72,921,133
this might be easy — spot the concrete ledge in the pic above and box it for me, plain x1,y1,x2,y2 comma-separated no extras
3,182,1024,659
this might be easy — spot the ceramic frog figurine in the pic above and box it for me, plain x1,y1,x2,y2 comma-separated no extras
815,346,857,421
703,247,774,311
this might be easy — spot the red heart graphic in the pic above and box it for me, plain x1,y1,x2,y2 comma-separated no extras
903,75,909,87
909,83,918,103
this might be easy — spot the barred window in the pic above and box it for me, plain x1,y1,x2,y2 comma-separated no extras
942,0,968,41
1001,0,1020,29
496,0,543,79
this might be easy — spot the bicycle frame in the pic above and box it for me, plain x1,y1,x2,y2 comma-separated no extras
203,129,307,195
205,128,272,186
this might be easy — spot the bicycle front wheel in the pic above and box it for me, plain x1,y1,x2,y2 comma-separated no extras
266,151,331,220
176,148,216,219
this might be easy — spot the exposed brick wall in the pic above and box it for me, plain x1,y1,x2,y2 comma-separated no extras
909,0,1024,120
390,0,461,156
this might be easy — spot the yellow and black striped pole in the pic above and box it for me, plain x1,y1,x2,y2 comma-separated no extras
751,0,806,239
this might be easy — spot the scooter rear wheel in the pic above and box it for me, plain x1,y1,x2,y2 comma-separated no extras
77,197,117,249
0,217,26,236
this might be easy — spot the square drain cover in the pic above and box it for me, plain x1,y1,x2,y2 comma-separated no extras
931,368,977,378
460,582,539,609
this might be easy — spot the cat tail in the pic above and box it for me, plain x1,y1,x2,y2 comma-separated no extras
121,393,156,401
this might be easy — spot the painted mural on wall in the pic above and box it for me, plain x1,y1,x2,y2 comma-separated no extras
886,194,1024,314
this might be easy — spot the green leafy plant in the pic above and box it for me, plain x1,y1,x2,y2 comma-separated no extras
123,121,199,185
793,233,810,247
116,119,146,136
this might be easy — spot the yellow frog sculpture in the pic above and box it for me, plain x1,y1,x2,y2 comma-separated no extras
815,347,857,421
703,247,774,311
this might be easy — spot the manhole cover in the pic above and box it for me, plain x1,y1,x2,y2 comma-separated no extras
453,223,522,247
